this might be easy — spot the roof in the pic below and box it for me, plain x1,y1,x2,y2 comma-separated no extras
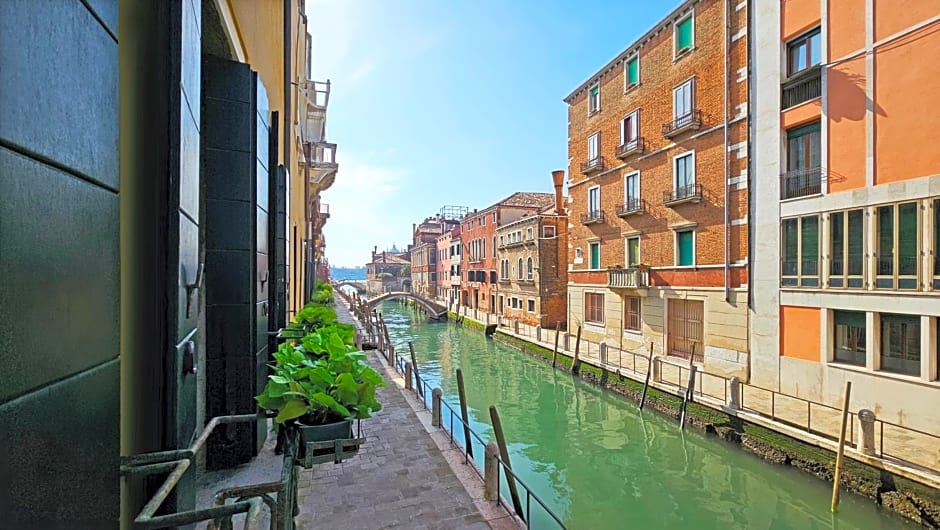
493,191,554,210
369,253,410,265
563,0,696,103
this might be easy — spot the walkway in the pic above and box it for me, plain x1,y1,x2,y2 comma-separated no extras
294,303,494,529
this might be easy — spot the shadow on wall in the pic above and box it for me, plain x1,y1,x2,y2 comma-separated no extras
827,66,886,123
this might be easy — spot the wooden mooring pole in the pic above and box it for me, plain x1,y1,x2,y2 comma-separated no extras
679,365,697,430
408,342,424,398
551,321,560,368
831,380,852,513
571,325,582,375
639,342,654,410
489,406,524,521
456,369,473,458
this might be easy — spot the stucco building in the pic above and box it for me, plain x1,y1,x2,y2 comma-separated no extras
496,171,569,328
750,1,940,434
564,0,750,379
366,246,411,294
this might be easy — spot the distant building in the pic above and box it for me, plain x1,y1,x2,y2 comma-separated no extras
435,228,457,302
366,246,411,294
495,172,569,328
410,211,462,299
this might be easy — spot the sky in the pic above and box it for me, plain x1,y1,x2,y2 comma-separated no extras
307,0,673,267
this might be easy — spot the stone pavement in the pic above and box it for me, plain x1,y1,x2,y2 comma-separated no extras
293,303,499,530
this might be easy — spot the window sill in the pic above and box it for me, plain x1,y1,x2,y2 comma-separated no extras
827,362,940,388
588,109,601,118
624,83,640,95
622,329,643,339
584,321,606,331
673,46,696,63
780,191,823,203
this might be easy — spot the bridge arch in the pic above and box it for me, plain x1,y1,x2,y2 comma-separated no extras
366,291,447,319
333,280,367,292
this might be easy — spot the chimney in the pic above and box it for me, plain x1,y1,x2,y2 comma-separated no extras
551,170,566,214
372,245,377,261
383,251,387,263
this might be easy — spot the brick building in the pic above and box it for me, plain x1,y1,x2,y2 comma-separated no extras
496,171,569,328
564,0,749,379
409,210,463,299
751,1,940,433
459,193,554,314
366,246,411,294
435,228,457,302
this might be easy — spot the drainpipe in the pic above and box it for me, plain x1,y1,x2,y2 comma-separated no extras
746,0,754,312
723,0,731,303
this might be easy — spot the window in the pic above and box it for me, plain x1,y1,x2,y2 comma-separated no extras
829,209,864,288
490,271,497,283
881,314,921,376
676,230,694,266
589,84,600,113
481,216,485,226
626,236,640,267
575,248,583,263
543,225,556,238
668,299,703,361
430,272,437,282
782,122,821,199
589,242,601,269
493,236,497,257
526,257,533,280
500,259,509,279
482,239,486,259
833,310,866,366
517,258,524,279
624,172,640,210
621,111,638,147
675,14,694,55
585,292,605,324
493,212,498,223
526,228,533,240
625,56,639,88
787,28,821,77
674,79,694,126
527,299,535,312
588,132,600,161
781,216,819,286
588,186,600,218
624,296,641,331
674,152,695,194
876,202,919,289
934,199,940,288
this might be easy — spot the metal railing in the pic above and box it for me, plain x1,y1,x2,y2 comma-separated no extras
580,210,605,225
607,268,649,289
663,183,703,205
781,66,821,109
662,109,702,137
780,167,822,199
616,197,645,217
580,156,605,174
615,137,644,158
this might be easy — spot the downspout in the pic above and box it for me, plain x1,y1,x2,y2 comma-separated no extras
723,0,731,303
746,0,754,311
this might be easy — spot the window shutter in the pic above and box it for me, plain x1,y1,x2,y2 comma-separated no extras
677,18,693,51
678,232,693,265
627,59,638,85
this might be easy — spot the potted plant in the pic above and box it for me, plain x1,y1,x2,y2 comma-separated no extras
256,324,385,458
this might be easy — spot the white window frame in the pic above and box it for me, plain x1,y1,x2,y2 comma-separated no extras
588,185,601,215
626,236,641,267
588,83,600,114
620,110,639,148
624,171,640,207
588,132,600,161
574,248,584,264
543,225,556,238
674,229,696,267
673,10,695,58
527,299,536,313
673,151,696,192
673,78,694,124
526,227,533,240
526,257,534,280
624,55,640,90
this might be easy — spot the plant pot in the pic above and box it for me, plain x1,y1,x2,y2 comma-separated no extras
297,419,360,462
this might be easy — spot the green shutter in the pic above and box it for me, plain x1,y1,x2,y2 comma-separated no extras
677,231,693,266
847,209,864,276
801,216,819,275
677,17,693,52
627,58,638,85
878,205,894,274
830,211,844,275
590,243,600,269
935,200,940,275
898,202,917,275
628,238,640,266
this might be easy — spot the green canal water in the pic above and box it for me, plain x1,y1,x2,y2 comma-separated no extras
377,300,911,530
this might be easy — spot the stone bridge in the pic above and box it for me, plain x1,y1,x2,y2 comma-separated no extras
366,291,448,319
333,280,367,292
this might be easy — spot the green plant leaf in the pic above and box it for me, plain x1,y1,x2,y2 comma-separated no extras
269,375,289,384
310,392,352,419
274,398,308,423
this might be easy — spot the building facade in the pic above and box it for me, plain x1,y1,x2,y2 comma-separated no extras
436,229,455,302
751,1,940,432
410,240,436,298
459,193,555,314
564,0,750,379
366,247,411,294
496,171,570,328
449,233,463,308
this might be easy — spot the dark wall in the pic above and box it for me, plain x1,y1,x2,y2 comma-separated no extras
0,0,119,527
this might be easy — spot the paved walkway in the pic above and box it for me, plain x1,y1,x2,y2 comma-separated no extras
294,303,494,530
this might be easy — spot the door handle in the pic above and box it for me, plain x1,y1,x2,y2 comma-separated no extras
182,340,197,375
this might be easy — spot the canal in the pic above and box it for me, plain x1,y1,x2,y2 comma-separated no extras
376,300,911,529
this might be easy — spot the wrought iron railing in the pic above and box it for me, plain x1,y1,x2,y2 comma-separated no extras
580,156,605,174
662,109,702,138
616,197,645,217
663,183,703,205
782,66,821,109
780,167,822,199
580,210,605,224
615,137,645,158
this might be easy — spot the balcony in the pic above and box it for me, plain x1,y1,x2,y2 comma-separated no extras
580,156,606,175
300,80,330,144
607,268,649,290
518,279,534,286
498,278,510,284
318,202,330,220
580,209,605,225
615,137,645,159
616,198,645,218
781,66,821,110
498,240,526,250
662,110,702,139
304,141,339,191
663,183,702,206
780,167,822,199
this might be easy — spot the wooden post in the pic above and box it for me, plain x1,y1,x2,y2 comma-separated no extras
639,342,654,409
456,369,473,457
431,388,442,427
551,322,560,368
831,380,852,513
571,325,582,375
679,365,697,429
408,342,424,398
404,362,413,391
489,406,524,521
483,442,500,501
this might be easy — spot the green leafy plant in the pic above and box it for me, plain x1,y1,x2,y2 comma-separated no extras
290,304,338,335
256,326,385,425
310,280,335,305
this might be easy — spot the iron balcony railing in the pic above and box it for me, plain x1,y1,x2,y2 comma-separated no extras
580,209,605,225
662,109,702,138
607,268,649,289
663,183,703,206
580,156,605,174
780,167,822,199
616,197,645,217
782,66,821,110
615,137,645,159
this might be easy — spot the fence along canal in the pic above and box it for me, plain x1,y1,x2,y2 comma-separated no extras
373,299,913,530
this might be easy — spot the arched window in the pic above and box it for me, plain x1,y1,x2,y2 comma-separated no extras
527,257,533,280
517,258,523,279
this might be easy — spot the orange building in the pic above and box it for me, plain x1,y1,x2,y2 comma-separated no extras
751,1,939,434
563,0,749,378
